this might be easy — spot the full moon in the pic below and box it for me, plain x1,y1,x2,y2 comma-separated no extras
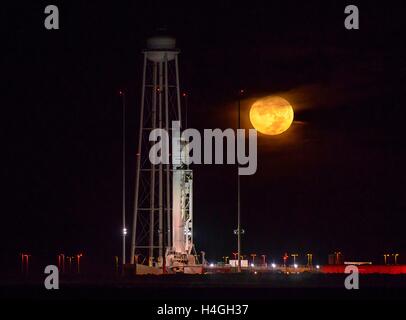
249,96,294,135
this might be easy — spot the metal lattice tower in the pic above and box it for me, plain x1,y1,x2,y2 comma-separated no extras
130,35,193,268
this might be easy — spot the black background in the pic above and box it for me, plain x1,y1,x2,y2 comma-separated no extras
2,1,406,271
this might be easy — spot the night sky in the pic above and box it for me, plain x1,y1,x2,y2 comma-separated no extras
3,1,406,269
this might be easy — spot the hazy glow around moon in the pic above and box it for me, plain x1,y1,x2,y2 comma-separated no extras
249,96,294,135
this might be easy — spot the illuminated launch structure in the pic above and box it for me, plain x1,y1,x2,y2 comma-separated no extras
130,35,198,273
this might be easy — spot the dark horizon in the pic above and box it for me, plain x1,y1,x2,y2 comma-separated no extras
3,1,406,271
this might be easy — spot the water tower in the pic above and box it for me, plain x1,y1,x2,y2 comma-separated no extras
130,35,197,273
